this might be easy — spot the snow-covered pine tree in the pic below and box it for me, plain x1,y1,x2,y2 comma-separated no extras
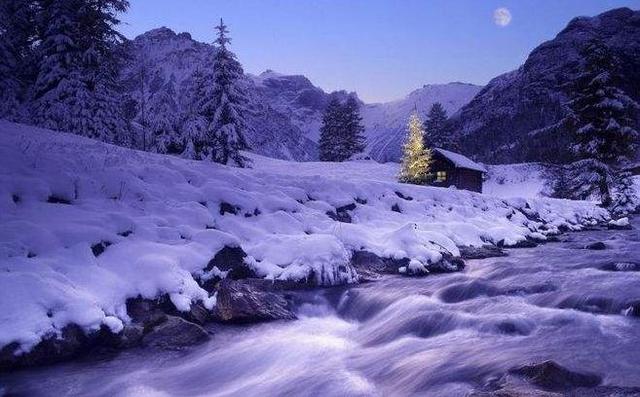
0,0,36,121
318,97,343,161
147,75,179,154
31,0,130,144
559,40,640,206
208,18,250,167
399,112,433,184
181,68,212,160
341,96,366,160
423,102,449,149
610,171,639,216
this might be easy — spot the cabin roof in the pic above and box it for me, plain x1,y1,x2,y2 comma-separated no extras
434,148,487,173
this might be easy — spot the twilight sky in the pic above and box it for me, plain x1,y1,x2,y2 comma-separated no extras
120,0,640,103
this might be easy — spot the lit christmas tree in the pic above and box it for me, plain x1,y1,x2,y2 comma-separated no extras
399,111,433,184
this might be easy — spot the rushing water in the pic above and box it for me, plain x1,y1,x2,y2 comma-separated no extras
2,218,640,396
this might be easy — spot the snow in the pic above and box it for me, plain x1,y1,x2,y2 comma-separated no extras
434,148,487,173
484,163,550,198
609,217,630,227
0,120,610,353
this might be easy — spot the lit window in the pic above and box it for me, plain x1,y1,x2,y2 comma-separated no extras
436,171,447,182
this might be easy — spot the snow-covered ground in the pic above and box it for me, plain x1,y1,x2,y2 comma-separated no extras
0,120,609,353
484,163,551,198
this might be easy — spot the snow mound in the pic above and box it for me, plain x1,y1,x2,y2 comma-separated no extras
0,121,609,352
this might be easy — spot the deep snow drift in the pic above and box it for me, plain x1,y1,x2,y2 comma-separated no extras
0,121,609,354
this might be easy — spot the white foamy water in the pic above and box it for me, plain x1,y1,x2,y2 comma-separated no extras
2,218,640,396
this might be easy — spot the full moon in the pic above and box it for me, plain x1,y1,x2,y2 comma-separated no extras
493,7,512,27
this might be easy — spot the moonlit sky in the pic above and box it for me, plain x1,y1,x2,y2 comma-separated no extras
120,0,640,103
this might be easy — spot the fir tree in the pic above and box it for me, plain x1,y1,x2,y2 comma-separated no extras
181,68,211,160
423,102,449,149
31,0,130,144
318,98,343,161
147,75,179,154
610,171,639,216
399,112,433,184
0,0,36,120
559,40,639,206
209,18,250,167
319,96,366,162
341,96,366,159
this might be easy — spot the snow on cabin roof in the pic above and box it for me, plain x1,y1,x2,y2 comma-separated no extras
434,148,487,173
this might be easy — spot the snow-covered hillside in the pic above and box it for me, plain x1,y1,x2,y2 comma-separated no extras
484,163,551,198
363,83,482,162
0,121,609,354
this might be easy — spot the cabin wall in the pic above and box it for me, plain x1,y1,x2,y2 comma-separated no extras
429,154,483,193
430,157,456,188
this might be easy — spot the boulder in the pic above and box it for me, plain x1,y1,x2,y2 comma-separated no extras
0,324,89,371
460,245,508,259
126,297,167,331
585,241,607,250
623,300,640,317
326,203,356,223
428,253,466,274
508,360,601,391
142,316,209,349
350,250,464,278
204,245,256,282
608,217,632,230
498,239,537,248
215,279,296,323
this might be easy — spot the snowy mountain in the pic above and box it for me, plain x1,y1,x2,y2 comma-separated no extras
123,28,481,162
452,7,640,164
362,83,482,162
122,28,318,161
0,120,609,363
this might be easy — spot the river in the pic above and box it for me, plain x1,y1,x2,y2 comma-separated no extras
2,218,639,396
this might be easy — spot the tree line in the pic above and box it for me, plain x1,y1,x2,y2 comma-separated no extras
0,1,250,167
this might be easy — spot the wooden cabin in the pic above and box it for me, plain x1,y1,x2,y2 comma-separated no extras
430,148,487,193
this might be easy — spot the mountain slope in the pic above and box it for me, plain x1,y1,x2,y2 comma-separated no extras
363,83,482,162
452,7,640,164
122,28,318,161
124,27,481,163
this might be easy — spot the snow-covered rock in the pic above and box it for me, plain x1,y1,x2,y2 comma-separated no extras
608,217,632,230
0,120,609,354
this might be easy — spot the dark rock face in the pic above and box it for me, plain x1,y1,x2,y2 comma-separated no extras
219,201,240,216
624,300,640,317
350,250,464,278
215,279,296,323
91,241,112,257
326,203,356,223
142,316,209,349
452,8,640,164
204,245,256,281
0,325,89,371
126,297,168,331
460,245,508,259
509,360,602,391
585,241,607,250
498,239,537,249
